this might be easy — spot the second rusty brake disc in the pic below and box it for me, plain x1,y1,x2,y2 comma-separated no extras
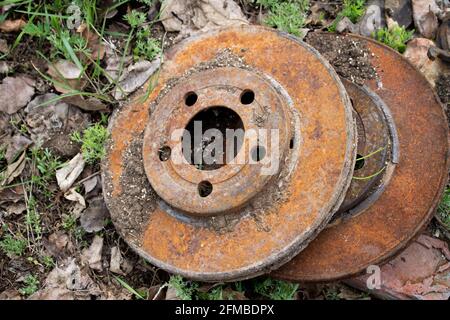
272,33,449,282
102,25,357,281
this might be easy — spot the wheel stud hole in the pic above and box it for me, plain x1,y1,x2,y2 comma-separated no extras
198,181,213,197
159,146,171,162
240,90,255,105
355,154,365,170
251,145,266,162
185,92,198,107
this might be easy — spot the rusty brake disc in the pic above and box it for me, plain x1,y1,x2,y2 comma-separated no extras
102,26,357,281
272,33,449,282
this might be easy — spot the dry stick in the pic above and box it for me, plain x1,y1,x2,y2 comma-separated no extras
75,171,101,187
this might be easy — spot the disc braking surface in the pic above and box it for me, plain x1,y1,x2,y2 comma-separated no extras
272,33,449,282
102,26,356,281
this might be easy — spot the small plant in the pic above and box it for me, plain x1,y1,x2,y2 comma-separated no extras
197,286,224,300
253,278,298,300
168,275,198,300
62,214,77,232
30,148,63,192
134,26,162,61
258,0,310,37
374,25,414,53
19,274,40,297
115,276,147,300
329,0,366,32
40,255,55,269
25,196,42,240
124,10,147,29
438,187,450,229
0,146,6,171
0,234,27,257
71,123,109,164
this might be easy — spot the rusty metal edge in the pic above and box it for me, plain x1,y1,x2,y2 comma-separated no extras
273,32,450,283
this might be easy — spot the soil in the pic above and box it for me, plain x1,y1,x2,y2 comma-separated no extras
305,32,378,85
436,74,450,127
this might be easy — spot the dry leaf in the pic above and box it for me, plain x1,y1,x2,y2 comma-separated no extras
412,0,441,39
64,188,86,218
0,39,9,53
0,151,26,186
43,231,73,259
0,76,35,114
161,0,248,37
0,19,26,33
62,95,108,112
29,258,101,300
81,235,104,272
47,60,87,94
80,196,109,233
110,246,133,276
56,153,86,192
78,25,106,62
113,59,160,100
5,134,32,164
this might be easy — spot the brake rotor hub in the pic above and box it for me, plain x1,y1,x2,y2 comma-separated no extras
143,67,293,216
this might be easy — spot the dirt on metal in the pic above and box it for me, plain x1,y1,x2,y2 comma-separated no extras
102,25,357,282
305,32,378,85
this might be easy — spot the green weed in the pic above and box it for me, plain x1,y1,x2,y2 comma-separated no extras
168,275,198,300
438,187,450,229
29,148,63,194
374,25,414,53
257,0,310,37
329,0,366,32
71,123,109,164
19,274,40,296
253,278,298,300
134,26,162,61
0,234,27,257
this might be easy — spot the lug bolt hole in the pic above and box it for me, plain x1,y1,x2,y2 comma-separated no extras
159,146,171,162
185,92,198,107
355,154,365,170
240,90,255,105
198,181,213,197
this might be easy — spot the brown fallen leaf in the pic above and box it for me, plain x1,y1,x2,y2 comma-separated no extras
62,95,108,112
0,185,24,205
77,24,106,63
29,258,101,300
81,235,104,272
0,151,26,186
0,39,9,53
346,234,450,300
5,134,32,164
0,19,26,33
109,246,133,276
47,60,87,94
56,153,86,192
113,59,161,100
0,76,36,115
43,231,74,259
80,196,109,233
64,187,86,218
5,201,26,216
